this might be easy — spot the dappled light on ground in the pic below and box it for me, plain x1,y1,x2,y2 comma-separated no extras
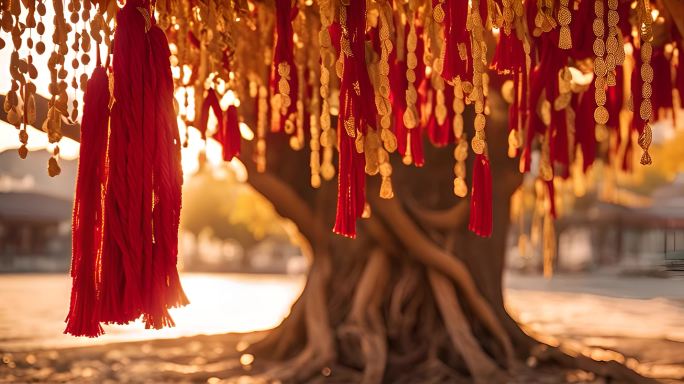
1,273,682,383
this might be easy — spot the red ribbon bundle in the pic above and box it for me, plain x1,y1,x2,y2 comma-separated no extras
66,0,187,336
332,0,376,238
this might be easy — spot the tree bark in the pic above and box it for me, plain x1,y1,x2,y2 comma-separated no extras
239,107,656,383
35,64,654,384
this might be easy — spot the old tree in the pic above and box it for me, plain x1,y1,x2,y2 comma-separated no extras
3,0,683,382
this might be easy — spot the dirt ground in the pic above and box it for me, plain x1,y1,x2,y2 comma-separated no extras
1,329,682,383
1,273,682,383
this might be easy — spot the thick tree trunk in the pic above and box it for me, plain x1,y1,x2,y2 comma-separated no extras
238,104,655,383
49,79,656,383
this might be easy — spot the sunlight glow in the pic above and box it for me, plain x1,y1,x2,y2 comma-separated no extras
239,122,254,141
568,66,594,87
220,89,240,109
0,121,80,160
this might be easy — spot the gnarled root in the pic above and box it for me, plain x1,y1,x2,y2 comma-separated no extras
248,253,335,383
428,269,507,384
338,249,390,384
239,176,654,384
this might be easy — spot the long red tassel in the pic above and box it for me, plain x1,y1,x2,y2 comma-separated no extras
64,65,110,337
98,0,187,329
468,154,493,237
198,89,221,141
198,89,240,161
439,0,471,82
332,0,374,238
271,0,298,132
99,0,148,324
221,105,241,161
425,83,454,147
576,81,597,171
145,23,188,329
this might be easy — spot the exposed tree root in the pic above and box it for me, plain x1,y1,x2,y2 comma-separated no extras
338,249,390,384
246,285,306,359
247,252,335,383
370,194,515,366
236,151,656,384
428,269,506,383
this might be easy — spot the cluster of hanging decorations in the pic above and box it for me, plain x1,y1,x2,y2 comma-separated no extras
1,0,683,331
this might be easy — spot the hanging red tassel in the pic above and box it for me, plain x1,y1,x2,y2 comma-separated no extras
468,154,493,237
99,0,148,324
198,89,222,141
146,22,188,328
220,105,241,161
438,0,472,82
64,65,110,337
97,0,187,330
198,89,241,161
425,82,454,147
677,40,684,100
333,0,375,238
650,46,673,116
575,82,598,172
271,0,298,133
491,31,526,75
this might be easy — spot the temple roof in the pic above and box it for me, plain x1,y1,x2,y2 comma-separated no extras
0,192,72,223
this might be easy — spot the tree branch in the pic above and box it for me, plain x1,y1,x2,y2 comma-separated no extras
244,165,326,248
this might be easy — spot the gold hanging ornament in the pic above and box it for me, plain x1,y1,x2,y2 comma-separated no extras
635,0,654,165
376,1,397,154
318,0,336,181
468,0,489,158
557,0,572,49
453,78,467,197
256,85,268,173
592,0,609,138
308,39,322,187
402,4,419,165
373,0,395,199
